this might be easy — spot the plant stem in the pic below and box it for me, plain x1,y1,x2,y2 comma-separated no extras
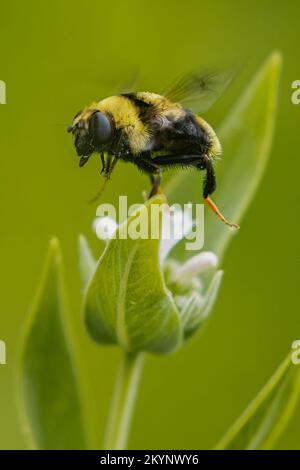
103,351,144,450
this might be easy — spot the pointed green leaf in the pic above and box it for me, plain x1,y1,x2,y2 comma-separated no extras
19,238,88,449
184,270,223,338
166,52,281,261
179,293,203,328
215,353,300,450
83,195,182,354
78,234,97,289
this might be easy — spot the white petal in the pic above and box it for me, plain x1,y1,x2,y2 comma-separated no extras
175,251,218,279
159,204,194,265
93,216,117,241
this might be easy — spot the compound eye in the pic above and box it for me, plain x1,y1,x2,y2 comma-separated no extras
90,112,112,145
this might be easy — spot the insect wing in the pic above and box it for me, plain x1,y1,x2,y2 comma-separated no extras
163,70,235,113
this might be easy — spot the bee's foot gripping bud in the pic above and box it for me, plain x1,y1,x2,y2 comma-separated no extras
204,196,240,229
147,186,167,202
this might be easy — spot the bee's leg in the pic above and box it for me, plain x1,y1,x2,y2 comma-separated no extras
151,154,201,166
152,154,239,228
134,158,162,199
105,154,113,177
202,156,239,229
201,155,216,198
100,153,106,174
203,196,239,228
148,169,162,199
89,156,118,203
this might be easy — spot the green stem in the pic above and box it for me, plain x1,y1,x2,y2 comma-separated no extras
103,351,144,450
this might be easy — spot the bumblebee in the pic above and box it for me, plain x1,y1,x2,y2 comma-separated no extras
68,74,238,228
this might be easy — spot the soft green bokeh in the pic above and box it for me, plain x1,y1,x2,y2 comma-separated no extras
0,0,299,449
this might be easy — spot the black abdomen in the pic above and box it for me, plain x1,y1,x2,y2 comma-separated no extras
153,111,210,154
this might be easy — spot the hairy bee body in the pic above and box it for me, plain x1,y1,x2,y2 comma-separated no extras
68,74,240,228
69,92,221,198
72,92,221,158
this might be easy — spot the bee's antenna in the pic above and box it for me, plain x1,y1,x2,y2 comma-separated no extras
89,157,118,204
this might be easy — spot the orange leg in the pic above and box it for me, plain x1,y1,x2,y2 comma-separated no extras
204,196,240,229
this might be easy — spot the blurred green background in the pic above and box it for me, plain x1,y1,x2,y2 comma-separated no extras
0,0,300,449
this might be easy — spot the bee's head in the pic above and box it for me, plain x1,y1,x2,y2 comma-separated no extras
67,109,114,167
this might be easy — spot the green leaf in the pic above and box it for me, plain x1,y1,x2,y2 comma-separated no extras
215,353,300,450
83,195,182,354
166,52,281,261
184,270,223,338
19,238,88,449
179,292,204,330
78,234,97,289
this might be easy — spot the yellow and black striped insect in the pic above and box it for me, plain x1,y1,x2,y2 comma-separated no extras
68,73,239,228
